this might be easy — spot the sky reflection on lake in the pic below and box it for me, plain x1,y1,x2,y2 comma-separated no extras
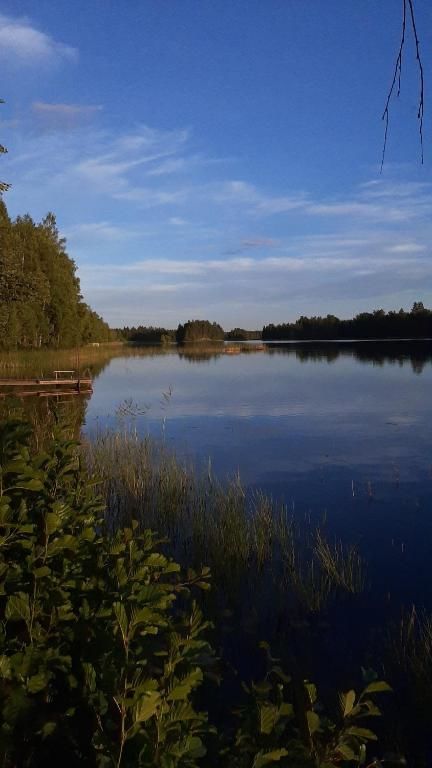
84,340,432,603
86,343,431,482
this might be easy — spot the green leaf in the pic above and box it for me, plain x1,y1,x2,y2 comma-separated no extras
27,672,48,694
5,592,30,623
336,743,358,761
167,674,203,700
40,722,57,739
341,689,356,717
304,681,317,705
45,512,61,534
15,479,43,491
83,663,97,692
134,691,161,722
363,681,392,695
306,710,320,735
144,553,168,568
113,602,129,641
279,702,294,718
260,703,279,735
253,749,289,767
345,726,378,741
184,736,206,759
0,655,12,678
47,534,78,554
33,566,51,579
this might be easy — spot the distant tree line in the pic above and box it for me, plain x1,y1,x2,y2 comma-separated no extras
262,304,432,341
117,326,176,344
116,321,226,344
118,323,264,344
225,327,262,341
176,320,224,343
0,199,112,349
113,308,432,348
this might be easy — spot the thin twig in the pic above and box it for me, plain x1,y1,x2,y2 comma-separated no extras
381,0,424,170
407,0,424,163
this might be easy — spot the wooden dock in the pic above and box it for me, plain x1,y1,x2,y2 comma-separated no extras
0,379,93,387
0,370,93,397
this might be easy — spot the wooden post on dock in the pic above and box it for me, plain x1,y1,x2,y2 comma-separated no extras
77,346,81,393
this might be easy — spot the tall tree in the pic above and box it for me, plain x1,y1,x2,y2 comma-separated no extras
0,99,10,193
0,200,112,349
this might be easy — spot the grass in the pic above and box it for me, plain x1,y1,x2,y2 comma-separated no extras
83,429,367,616
0,344,124,377
387,606,432,689
0,342,179,378
383,606,432,762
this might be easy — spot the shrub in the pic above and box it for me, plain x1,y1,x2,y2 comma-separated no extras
0,420,212,767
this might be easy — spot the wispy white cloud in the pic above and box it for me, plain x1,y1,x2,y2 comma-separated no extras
81,252,432,280
385,242,427,254
70,126,191,202
208,178,432,223
65,221,140,241
32,102,102,131
0,14,77,64
5,120,432,327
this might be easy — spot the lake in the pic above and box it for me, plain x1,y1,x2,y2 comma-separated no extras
2,339,432,607
40,339,427,608
3,339,432,757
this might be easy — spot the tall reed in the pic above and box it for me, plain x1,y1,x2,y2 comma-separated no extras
83,430,367,617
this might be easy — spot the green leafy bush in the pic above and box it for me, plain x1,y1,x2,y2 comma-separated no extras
0,420,212,767
225,644,391,768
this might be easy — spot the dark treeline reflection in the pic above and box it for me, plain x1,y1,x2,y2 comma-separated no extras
178,343,225,364
175,340,432,372
122,339,432,371
266,340,432,373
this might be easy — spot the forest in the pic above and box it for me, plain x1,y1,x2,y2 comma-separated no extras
263,304,432,341
119,320,225,344
118,326,176,344
0,199,112,350
120,325,263,343
176,319,225,343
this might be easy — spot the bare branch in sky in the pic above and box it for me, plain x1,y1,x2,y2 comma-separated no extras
381,0,424,170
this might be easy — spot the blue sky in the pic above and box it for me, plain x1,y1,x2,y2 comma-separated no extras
1,0,432,328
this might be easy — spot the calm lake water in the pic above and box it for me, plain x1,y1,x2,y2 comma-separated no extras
2,340,432,604
81,340,432,605
3,340,432,754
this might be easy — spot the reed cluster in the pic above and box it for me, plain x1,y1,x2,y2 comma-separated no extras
83,430,366,616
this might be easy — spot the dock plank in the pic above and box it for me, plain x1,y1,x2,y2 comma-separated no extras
0,379,92,387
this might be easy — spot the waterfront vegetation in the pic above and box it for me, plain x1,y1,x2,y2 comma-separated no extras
85,431,367,611
0,419,401,767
